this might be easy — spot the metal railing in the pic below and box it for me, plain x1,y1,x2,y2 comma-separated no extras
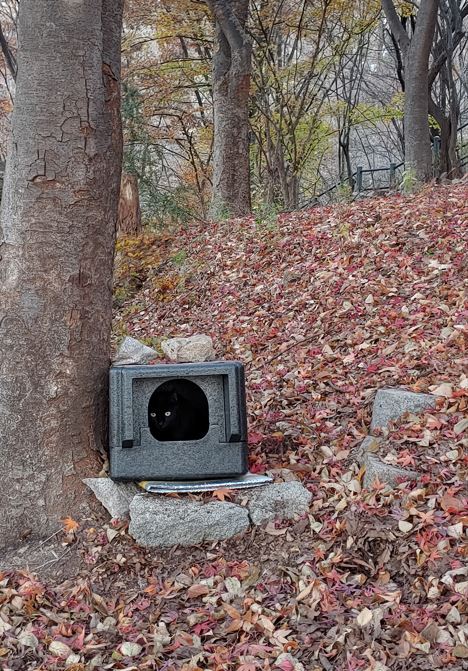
454,120,468,170
301,161,404,209
301,120,468,209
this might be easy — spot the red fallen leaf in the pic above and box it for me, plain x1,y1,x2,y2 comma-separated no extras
396,451,416,467
67,625,86,651
56,623,74,637
276,660,295,671
250,462,267,474
248,431,264,444
192,620,215,635
440,493,467,514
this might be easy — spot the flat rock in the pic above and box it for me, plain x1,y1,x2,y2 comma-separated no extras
84,478,139,519
129,496,250,547
371,388,436,431
161,335,215,363
112,336,157,365
356,436,419,488
246,482,312,526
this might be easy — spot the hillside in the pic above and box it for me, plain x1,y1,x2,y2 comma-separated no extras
114,182,467,471
114,183,468,668
2,184,466,671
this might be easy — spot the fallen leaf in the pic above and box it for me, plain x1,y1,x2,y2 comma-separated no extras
106,527,118,542
62,517,79,532
447,522,463,538
49,641,73,658
454,418,468,434
120,642,142,657
431,383,453,398
17,632,38,649
453,645,468,659
440,493,466,513
356,607,373,627
186,584,210,598
211,488,233,501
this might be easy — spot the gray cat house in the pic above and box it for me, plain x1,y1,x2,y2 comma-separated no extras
109,361,249,481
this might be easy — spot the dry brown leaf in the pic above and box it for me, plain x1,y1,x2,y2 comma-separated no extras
186,583,210,598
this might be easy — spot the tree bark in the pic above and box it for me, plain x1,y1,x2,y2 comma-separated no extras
207,0,252,220
118,173,142,236
403,0,439,182
0,0,123,549
382,0,439,183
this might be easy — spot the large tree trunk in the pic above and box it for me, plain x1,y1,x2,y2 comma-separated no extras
207,0,251,220
118,173,142,236
382,0,439,183
0,0,123,549
403,0,439,182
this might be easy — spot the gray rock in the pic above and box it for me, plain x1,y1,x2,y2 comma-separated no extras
370,388,436,432
356,436,419,488
246,482,312,526
129,495,250,547
161,335,215,363
84,478,139,518
112,336,157,365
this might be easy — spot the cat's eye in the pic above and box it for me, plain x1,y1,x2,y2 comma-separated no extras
150,412,156,417
165,411,171,417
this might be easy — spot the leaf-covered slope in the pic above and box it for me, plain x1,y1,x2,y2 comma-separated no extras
115,182,467,467
1,184,466,671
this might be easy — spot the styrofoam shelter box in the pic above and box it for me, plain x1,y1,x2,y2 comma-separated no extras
109,361,249,481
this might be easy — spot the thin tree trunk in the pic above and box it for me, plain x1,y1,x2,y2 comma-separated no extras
207,0,252,219
0,20,17,80
0,0,123,549
118,173,142,236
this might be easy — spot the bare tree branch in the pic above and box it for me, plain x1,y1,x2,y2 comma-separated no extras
381,0,410,55
0,20,16,80
205,0,249,51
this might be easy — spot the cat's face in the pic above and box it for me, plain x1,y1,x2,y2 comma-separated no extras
149,391,178,430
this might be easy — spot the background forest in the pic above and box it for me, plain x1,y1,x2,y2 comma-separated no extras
0,0,467,224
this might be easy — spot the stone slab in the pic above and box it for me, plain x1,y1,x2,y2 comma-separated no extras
112,336,157,366
161,335,215,363
129,495,250,547
356,436,419,488
370,388,436,432
83,478,139,519
245,482,312,526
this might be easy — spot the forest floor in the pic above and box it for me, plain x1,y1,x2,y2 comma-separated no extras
1,182,467,670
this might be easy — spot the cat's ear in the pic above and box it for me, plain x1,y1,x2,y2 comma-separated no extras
170,391,178,402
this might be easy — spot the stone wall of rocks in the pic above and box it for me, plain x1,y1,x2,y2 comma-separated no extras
84,478,312,547
86,384,438,548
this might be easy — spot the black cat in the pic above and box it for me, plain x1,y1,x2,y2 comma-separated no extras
148,384,208,441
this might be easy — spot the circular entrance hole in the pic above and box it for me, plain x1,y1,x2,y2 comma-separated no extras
148,379,209,441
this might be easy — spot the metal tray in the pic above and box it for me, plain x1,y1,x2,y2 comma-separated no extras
138,472,273,493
